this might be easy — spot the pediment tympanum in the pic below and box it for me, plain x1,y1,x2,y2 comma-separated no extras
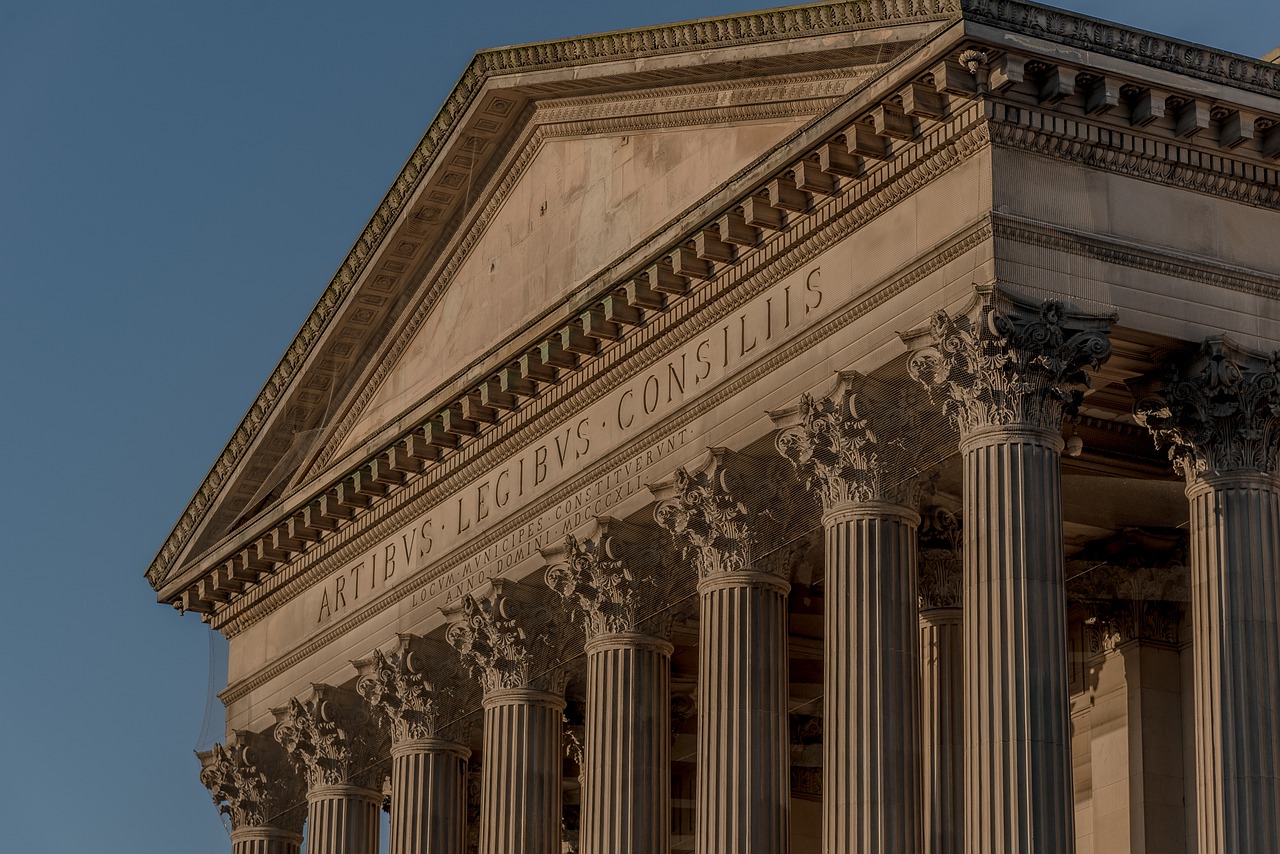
330,117,813,463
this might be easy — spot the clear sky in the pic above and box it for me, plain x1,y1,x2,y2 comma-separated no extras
0,1,1273,851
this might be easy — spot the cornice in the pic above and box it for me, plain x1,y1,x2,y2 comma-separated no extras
147,0,960,590
962,0,1280,99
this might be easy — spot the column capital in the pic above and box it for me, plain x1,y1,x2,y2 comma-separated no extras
197,728,305,833
1067,529,1188,652
1131,336,1280,480
772,371,946,511
918,504,963,611
901,285,1114,436
649,447,793,583
271,684,385,791
542,517,681,641
353,633,477,746
442,578,576,695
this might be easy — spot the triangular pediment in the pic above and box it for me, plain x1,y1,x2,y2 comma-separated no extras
149,1,964,596
325,107,823,465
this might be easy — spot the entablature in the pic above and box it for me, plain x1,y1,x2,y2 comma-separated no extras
157,2,1280,628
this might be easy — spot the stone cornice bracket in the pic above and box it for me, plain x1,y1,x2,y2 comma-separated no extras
649,448,767,580
900,285,1116,437
917,504,962,610
771,370,949,510
1129,336,1280,481
271,684,383,791
352,634,477,746
541,517,681,641
197,729,305,832
442,578,574,695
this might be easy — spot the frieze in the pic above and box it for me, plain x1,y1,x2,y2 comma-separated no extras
217,221,992,707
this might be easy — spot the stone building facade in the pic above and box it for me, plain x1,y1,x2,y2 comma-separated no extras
150,2,1280,852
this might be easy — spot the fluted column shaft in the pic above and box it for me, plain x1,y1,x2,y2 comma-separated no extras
961,426,1073,854
823,502,922,853
581,632,673,854
389,738,469,854
920,607,963,854
230,828,302,854
1187,472,1280,853
306,784,381,854
479,688,565,854
697,569,791,854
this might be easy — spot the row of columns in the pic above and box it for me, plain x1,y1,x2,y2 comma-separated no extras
199,286,1280,854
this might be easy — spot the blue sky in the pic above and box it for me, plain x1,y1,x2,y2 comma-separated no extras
0,1,1272,851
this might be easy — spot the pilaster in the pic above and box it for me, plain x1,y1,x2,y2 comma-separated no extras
271,685,385,854
197,729,305,854
353,635,476,854
917,505,964,854
904,286,1114,854
543,520,677,854
1132,338,1280,854
651,449,791,854
444,580,573,854
772,372,940,854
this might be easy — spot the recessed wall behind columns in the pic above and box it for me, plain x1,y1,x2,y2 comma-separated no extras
222,149,996,734
990,146,1280,349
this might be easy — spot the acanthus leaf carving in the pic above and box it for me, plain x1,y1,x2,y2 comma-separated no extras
1130,337,1280,479
917,504,963,610
271,685,383,791
772,371,948,509
197,729,305,833
902,286,1115,436
442,579,573,695
1067,529,1188,652
353,634,476,745
543,519,684,640
650,449,759,579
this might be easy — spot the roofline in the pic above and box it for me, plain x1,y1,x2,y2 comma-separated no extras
146,0,965,589
148,0,1280,591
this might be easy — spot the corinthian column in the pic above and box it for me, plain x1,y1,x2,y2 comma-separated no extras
272,686,386,854
917,505,964,854
354,635,477,854
651,449,790,854
198,729,305,854
773,372,940,854
543,520,678,854
903,287,1114,854
444,579,573,854
1132,337,1280,854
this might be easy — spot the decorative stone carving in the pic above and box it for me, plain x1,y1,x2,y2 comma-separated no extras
443,578,573,695
1067,530,1189,652
1131,337,1280,479
918,505,962,611
902,285,1114,436
651,448,770,579
353,634,476,745
772,371,944,509
544,519,680,640
197,729,305,833
271,684,384,791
